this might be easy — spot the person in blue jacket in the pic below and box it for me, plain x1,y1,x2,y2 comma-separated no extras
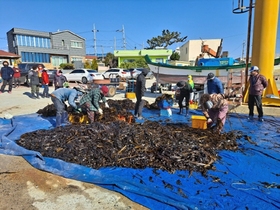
50,87,84,127
0,61,14,94
207,72,224,94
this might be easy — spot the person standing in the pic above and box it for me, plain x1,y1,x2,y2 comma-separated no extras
207,72,224,94
134,68,149,119
50,87,84,127
79,86,109,123
41,69,50,98
28,65,40,99
248,66,268,122
0,61,14,94
188,75,195,103
54,70,68,90
176,81,193,116
37,64,44,85
13,64,21,88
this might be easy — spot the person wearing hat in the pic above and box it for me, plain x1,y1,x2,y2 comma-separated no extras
50,87,85,127
134,68,150,119
13,63,21,88
0,61,14,94
199,93,229,134
248,66,268,122
176,80,193,115
206,72,224,94
79,85,109,123
54,69,68,90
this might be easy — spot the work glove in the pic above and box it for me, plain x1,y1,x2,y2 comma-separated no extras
74,108,82,113
236,94,243,98
98,108,103,115
207,118,213,124
105,102,109,108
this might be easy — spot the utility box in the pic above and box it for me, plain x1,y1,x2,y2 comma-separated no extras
191,115,207,129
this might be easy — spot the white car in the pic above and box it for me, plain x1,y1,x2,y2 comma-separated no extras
64,69,103,84
128,68,154,79
102,68,130,79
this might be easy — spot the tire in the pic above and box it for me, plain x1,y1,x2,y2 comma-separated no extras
107,86,116,97
82,77,88,84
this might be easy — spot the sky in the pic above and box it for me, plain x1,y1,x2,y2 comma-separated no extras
0,0,279,59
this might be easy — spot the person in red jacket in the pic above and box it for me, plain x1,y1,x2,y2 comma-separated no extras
13,64,21,88
41,69,50,98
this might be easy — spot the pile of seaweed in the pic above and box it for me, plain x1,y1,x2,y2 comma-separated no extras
17,120,241,175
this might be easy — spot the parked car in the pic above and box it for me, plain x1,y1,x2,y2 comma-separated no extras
46,69,57,86
18,63,45,85
102,68,130,79
128,68,154,79
64,69,103,84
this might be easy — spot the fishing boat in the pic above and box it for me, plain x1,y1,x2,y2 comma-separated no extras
144,54,280,86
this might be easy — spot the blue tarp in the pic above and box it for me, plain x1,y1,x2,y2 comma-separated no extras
0,109,280,210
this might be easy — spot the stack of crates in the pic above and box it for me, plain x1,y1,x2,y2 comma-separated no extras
125,79,136,99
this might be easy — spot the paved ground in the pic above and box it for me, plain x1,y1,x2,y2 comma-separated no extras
0,76,280,210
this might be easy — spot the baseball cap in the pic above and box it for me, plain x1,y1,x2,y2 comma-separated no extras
207,73,215,80
249,66,259,72
100,85,109,95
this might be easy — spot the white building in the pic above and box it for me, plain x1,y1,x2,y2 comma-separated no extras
179,39,223,63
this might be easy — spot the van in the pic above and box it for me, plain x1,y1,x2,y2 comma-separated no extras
18,63,45,85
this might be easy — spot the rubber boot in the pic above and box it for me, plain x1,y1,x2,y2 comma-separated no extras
185,108,189,116
56,114,62,127
61,111,69,124
31,93,36,99
36,92,40,99
178,108,183,115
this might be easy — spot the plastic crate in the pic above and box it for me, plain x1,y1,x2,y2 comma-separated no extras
191,115,207,129
125,92,136,99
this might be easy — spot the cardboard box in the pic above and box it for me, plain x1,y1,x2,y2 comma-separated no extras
191,115,207,129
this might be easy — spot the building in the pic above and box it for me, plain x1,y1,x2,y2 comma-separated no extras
0,50,21,67
7,28,86,68
114,49,173,67
179,39,222,64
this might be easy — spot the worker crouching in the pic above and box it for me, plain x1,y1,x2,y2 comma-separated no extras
199,93,229,134
79,85,109,123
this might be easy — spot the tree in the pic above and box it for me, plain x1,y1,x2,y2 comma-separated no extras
60,63,74,69
170,51,180,61
146,30,187,49
119,58,148,69
104,53,118,68
84,60,91,69
91,59,98,70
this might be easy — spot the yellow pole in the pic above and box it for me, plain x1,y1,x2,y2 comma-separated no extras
244,0,280,104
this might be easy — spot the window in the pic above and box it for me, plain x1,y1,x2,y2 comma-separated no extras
71,41,83,48
185,47,188,54
155,58,163,63
21,52,50,62
71,56,83,61
16,35,51,48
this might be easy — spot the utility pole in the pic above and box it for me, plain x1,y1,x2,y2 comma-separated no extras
116,25,126,50
92,24,98,56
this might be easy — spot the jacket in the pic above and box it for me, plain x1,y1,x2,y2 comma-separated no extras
54,74,67,87
135,73,146,96
41,70,49,85
200,93,228,118
249,74,267,95
79,88,106,111
207,77,224,94
51,88,79,109
28,70,40,85
179,82,193,96
0,66,14,80
13,67,21,78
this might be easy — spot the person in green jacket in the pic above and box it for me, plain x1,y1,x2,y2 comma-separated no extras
187,75,195,103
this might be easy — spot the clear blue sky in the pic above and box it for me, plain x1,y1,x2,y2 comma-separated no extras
0,0,279,59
